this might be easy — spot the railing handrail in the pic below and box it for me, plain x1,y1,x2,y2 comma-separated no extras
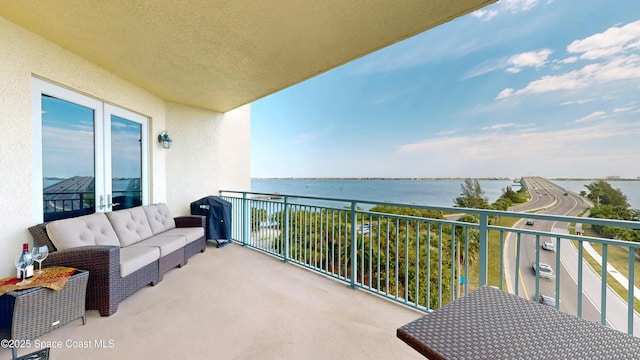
220,190,640,230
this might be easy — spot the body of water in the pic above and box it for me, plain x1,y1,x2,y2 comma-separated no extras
251,178,640,209
251,178,517,208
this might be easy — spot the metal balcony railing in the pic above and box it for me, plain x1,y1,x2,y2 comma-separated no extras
219,190,640,336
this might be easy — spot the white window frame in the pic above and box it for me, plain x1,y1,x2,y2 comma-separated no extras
31,77,149,222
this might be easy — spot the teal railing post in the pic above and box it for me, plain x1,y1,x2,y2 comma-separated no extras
283,196,289,263
514,233,521,296
242,192,248,246
349,201,358,289
478,212,489,286
577,241,583,318
601,244,608,326
629,247,635,335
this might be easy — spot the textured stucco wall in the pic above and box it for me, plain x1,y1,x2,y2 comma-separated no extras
0,18,251,277
165,103,251,216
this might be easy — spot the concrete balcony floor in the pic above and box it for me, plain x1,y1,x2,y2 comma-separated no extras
2,243,424,359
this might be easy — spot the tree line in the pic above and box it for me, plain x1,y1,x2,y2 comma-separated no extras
583,180,640,241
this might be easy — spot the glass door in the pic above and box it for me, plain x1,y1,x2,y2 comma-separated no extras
105,104,149,211
41,94,100,221
34,78,149,222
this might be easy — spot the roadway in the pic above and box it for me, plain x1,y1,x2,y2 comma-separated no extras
503,177,640,334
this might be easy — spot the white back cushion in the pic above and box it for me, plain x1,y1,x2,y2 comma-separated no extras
46,213,120,250
106,207,154,247
143,203,176,235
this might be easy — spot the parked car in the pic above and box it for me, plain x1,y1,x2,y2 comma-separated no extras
526,220,534,226
532,262,554,279
542,241,555,251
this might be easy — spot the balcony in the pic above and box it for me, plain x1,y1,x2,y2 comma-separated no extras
1,240,424,359
3,184,640,359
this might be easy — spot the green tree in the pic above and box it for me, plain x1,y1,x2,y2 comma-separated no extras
454,178,489,209
454,214,480,263
585,180,629,208
251,207,267,231
500,186,525,204
584,180,638,242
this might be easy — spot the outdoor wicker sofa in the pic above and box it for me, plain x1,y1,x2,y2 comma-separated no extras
28,203,206,316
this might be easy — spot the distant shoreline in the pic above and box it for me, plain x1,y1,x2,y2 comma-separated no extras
252,177,640,181
253,177,512,180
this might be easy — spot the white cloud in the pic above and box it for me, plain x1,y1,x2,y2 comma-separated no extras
471,9,498,21
496,19,640,100
559,56,578,64
466,49,553,78
568,20,640,60
435,129,459,136
614,106,634,113
463,61,506,79
482,123,517,130
516,70,588,93
393,121,639,178
397,121,640,156
397,121,637,156
561,99,591,105
574,111,606,123
506,49,553,73
472,0,546,21
495,88,515,100
496,54,640,99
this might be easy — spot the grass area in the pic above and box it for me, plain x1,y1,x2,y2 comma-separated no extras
466,189,530,292
571,225,640,313
467,215,516,291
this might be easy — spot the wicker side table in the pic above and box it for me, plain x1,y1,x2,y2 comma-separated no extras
1,270,88,359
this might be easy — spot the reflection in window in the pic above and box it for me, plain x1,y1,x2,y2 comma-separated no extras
111,115,142,210
42,94,96,221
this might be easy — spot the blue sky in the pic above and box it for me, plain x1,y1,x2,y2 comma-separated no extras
251,0,640,179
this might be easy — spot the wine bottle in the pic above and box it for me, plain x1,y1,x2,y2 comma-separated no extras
19,243,34,279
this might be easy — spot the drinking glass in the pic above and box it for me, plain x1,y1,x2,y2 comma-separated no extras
14,254,32,285
32,245,49,275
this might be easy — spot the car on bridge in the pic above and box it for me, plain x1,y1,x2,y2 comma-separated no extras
532,262,554,279
542,241,555,251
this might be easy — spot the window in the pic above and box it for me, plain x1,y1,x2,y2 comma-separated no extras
32,78,149,222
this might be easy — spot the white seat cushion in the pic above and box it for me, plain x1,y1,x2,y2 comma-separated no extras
158,227,204,244
131,235,186,257
46,213,120,250
119,246,160,277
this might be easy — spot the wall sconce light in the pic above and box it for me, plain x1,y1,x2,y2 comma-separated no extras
158,130,173,149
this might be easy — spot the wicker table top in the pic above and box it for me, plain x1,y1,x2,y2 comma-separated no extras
0,267,77,296
397,286,640,359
